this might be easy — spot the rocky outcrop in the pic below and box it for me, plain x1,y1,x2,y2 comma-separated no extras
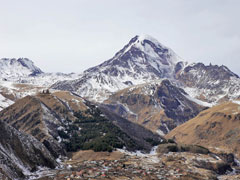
0,120,56,179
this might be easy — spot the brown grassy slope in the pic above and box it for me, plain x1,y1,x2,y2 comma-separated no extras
0,91,89,157
0,96,45,139
104,80,205,134
104,84,171,132
166,101,240,157
0,91,88,141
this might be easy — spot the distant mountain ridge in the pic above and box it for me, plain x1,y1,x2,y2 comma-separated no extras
51,35,240,104
0,58,43,80
1,35,239,105
0,57,81,89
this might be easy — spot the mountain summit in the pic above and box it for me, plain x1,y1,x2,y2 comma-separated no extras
0,58,43,81
86,35,181,78
52,35,182,101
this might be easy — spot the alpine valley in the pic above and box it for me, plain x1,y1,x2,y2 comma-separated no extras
1,35,240,180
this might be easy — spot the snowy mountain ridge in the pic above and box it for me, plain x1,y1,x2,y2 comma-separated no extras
0,57,81,86
52,35,183,101
1,35,240,105
52,35,240,104
0,58,43,80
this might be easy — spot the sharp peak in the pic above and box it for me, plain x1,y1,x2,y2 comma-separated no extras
136,34,158,41
126,34,170,52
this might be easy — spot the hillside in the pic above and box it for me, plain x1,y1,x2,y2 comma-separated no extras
166,100,240,157
104,79,207,134
0,120,56,179
0,91,163,156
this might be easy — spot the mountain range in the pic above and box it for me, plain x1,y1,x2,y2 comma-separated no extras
0,34,240,179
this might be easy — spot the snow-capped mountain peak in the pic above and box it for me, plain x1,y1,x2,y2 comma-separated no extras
17,58,43,75
52,35,183,101
0,58,43,81
85,35,182,77
112,34,181,65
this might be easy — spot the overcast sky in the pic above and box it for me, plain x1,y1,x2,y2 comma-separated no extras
1,0,240,75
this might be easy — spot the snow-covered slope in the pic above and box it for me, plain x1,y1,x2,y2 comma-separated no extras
0,58,81,87
0,58,43,81
0,58,81,110
19,72,81,87
0,80,47,110
1,35,240,106
175,62,240,104
52,35,183,101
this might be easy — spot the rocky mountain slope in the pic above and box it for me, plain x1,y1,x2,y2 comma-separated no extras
103,79,207,134
0,58,80,87
0,91,163,155
0,92,77,158
166,100,240,158
0,58,43,80
175,62,240,104
51,35,182,102
51,35,240,106
0,120,56,180
0,80,47,111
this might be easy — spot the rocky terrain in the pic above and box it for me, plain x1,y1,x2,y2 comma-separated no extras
103,79,207,134
51,35,182,102
0,90,164,179
175,62,240,104
1,34,240,179
0,120,57,180
21,143,239,180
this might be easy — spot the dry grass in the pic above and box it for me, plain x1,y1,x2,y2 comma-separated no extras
166,102,240,157
68,150,125,163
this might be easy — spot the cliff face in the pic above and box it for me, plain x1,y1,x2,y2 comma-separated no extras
0,120,56,179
